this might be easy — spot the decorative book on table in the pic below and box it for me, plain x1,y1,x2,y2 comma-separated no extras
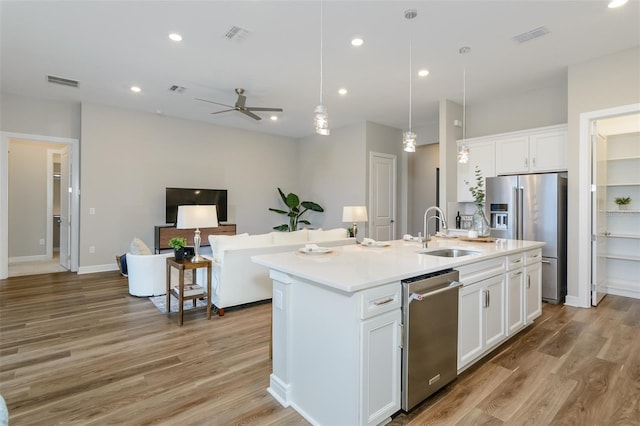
173,283,204,296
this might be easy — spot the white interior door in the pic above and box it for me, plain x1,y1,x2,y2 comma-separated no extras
59,147,70,269
369,152,396,241
591,127,607,306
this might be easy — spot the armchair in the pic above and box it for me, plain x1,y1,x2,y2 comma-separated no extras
126,252,173,297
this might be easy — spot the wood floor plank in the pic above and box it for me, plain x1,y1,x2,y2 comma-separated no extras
1,272,639,425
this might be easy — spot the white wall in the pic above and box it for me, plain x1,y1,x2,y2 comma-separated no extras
0,92,80,138
408,143,439,236
298,122,367,231
79,103,299,270
439,100,463,227
567,46,640,306
466,78,568,138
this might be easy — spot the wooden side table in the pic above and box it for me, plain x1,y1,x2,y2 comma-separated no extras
166,257,212,326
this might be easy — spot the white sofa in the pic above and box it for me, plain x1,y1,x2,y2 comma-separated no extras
196,228,355,315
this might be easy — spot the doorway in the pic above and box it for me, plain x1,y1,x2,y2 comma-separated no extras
590,112,640,306
369,152,397,241
0,132,79,279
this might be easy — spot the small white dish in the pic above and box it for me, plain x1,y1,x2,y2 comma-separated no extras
361,241,391,247
299,247,332,254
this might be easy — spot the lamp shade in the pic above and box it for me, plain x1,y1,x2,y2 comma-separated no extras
342,206,368,223
176,205,219,229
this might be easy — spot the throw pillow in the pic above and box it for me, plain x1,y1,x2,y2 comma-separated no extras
271,229,309,245
130,237,152,255
308,228,348,242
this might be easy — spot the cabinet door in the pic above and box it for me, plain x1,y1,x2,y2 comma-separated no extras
529,130,567,172
484,274,506,349
458,283,483,370
495,136,529,175
457,140,496,202
360,309,401,426
525,262,542,323
506,268,525,336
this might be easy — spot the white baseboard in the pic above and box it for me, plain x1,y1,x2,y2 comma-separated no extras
607,280,640,300
78,263,119,275
564,295,586,307
9,254,49,263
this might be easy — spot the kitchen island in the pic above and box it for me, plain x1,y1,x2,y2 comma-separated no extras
252,237,545,426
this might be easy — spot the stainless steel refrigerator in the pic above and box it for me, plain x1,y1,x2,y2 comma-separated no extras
486,173,567,304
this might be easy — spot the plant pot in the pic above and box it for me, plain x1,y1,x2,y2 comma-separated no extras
618,204,630,210
174,247,185,260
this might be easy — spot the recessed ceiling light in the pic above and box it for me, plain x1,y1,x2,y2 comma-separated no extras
351,38,364,47
418,69,430,77
270,115,278,121
608,0,628,7
338,88,348,95
169,33,183,42
130,86,141,93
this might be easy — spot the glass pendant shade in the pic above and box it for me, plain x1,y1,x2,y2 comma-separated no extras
403,130,416,153
314,104,330,135
458,144,470,163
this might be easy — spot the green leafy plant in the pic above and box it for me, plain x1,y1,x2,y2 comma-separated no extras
168,237,187,250
269,188,324,232
615,196,631,205
464,166,486,206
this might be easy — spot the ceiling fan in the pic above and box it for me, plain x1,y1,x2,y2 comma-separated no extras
196,88,283,121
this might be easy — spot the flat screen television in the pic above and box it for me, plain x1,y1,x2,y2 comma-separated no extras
165,187,228,225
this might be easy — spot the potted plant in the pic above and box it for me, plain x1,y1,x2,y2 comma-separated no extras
615,196,632,210
168,237,187,260
464,166,490,237
269,188,324,232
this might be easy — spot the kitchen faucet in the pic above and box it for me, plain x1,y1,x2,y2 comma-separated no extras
423,206,448,248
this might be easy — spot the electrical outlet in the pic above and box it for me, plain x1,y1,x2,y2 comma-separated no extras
39,238,45,245
89,207,96,215
89,246,95,253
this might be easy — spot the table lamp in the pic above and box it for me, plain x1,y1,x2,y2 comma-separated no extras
342,206,368,243
176,205,218,262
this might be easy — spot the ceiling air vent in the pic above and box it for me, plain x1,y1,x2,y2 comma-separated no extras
513,26,550,44
169,85,186,93
224,25,249,41
47,75,79,88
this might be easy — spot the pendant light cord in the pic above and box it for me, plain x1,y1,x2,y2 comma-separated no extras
319,0,324,105
409,37,412,132
462,66,466,141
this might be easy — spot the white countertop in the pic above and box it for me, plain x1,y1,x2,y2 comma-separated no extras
252,238,545,293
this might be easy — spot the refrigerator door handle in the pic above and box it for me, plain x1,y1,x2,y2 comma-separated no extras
518,186,524,240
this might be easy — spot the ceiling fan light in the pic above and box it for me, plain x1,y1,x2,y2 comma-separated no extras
314,104,330,135
403,131,416,152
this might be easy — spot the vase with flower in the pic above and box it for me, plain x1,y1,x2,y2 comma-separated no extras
465,166,491,237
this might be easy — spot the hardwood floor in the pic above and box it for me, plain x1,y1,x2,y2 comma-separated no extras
1,271,638,425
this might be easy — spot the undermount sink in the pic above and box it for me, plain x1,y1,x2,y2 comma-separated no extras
420,248,480,258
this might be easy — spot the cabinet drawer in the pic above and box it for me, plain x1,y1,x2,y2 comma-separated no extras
359,282,401,320
457,257,505,286
525,249,542,265
505,253,524,271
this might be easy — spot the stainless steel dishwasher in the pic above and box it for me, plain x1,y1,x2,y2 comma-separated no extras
401,269,462,411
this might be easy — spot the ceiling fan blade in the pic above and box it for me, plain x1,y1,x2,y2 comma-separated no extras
195,98,234,109
235,95,247,109
245,107,283,112
240,109,262,120
211,108,236,115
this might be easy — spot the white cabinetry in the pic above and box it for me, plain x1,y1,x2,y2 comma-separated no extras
505,253,525,336
525,259,542,323
358,284,402,425
495,125,567,175
457,257,506,371
457,140,496,202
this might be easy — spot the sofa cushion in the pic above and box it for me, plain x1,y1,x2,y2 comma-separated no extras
209,233,249,256
308,228,348,242
129,237,152,255
214,233,273,264
271,229,309,245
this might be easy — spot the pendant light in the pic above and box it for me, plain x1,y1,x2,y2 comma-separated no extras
313,0,330,135
403,9,417,153
457,46,471,163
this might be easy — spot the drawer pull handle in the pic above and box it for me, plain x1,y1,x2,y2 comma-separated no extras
373,297,394,306
513,271,523,276
511,259,522,263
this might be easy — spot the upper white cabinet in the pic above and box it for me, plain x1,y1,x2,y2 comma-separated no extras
495,125,567,175
457,140,496,202
458,125,568,201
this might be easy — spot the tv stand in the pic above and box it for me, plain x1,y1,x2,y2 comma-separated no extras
154,224,237,253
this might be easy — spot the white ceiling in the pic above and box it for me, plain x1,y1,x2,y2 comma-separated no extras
1,1,639,139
